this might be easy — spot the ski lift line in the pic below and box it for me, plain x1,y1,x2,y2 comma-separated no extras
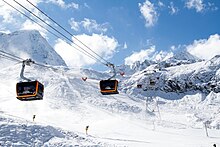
0,52,23,63
54,37,105,65
26,0,110,65
0,55,20,63
0,53,19,62
33,62,63,72
0,50,24,61
66,42,106,65
0,49,56,72
0,49,66,74
0,49,85,79
1,0,63,42
0,52,22,63
13,0,108,66
1,0,102,65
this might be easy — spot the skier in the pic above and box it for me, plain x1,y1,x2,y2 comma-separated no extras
33,115,36,121
85,125,89,135
213,144,216,147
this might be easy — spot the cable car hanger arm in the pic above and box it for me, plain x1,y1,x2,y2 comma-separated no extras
20,59,35,82
106,63,116,80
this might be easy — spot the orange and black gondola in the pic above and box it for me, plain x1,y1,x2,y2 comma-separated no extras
100,79,119,95
16,80,44,101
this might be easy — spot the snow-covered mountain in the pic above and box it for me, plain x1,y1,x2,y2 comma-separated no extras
0,30,66,67
121,54,220,94
117,50,201,76
0,30,220,146
158,50,202,68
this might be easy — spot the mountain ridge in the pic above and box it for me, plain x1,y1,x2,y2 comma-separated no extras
0,30,66,67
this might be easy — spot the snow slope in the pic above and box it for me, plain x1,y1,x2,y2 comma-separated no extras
0,112,106,147
0,63,220,146
0,30,220,146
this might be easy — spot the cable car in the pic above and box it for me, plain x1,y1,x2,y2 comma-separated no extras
137,84,142,88
100,80,119,95
16,80,44,101
150,79,155,86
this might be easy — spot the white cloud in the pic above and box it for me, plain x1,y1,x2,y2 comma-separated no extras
69,18,80,31
187,34,220,60
54,39,85,67
125,46,156,65
84,3,90,9
124,45,175,65
139,0,158,27
0,0,51,37
185,0,204,12
158,1,165,7
170,44,182,51
207,2,218,11
46,0,79,9
168,2,179,15
54,33,118,67
0,1,22,23
82,18,108,33
123,42,127,49
185,0,218,12
0,0,42,23
69,18,108,33
170,45,176,51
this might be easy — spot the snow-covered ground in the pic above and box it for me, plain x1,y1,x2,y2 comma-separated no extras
0,63,220,147
0,30,220,146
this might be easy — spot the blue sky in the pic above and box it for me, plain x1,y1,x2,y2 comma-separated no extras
0,0,220,71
